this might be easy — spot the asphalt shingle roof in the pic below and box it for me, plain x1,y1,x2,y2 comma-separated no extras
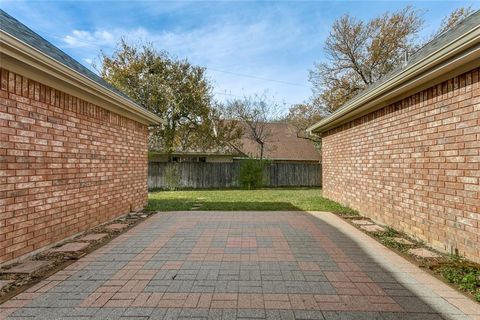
238,122,321,161
357,10,480,98
313,10,480,130
0,9,140,107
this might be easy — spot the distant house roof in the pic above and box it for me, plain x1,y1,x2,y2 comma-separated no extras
307,10,480,134
238,122,320,162
0,10,162,125
149,122,321,162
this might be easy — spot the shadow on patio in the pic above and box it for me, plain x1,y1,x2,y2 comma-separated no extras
1,210,476,320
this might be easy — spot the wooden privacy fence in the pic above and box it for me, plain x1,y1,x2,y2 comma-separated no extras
148,161,322,189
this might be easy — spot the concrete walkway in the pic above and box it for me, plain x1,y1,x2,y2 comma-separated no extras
1,211,478,320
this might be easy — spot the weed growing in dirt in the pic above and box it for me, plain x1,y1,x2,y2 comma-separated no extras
439,264,480,302
371,227,413,252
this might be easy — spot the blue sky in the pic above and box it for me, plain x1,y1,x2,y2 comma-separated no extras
2,0,477,112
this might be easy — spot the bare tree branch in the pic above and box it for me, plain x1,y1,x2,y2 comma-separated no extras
309,6,424,113
223,94,282,159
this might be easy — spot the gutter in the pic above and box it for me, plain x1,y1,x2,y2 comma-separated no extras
307,21,480,134
0,30,164,126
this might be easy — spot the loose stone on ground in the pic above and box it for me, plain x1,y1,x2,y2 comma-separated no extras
51,242,89,253
78,233,109,241
394,237,414,245
0,260,50,275
105,223,129,231
0,280,13,290
360,224,386,232
351,219,373,225
408,248,441,258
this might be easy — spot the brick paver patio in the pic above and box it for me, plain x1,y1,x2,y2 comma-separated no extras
1,211,478,320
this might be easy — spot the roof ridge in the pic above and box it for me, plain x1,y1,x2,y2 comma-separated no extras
0,9,144,110
308,9,480,133
325,9,480,118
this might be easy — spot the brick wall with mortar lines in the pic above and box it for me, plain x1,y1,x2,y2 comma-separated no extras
322,67,480,263
0,68,149,264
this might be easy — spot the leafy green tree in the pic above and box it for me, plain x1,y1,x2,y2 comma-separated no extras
239,159,266,189
99,40,241,155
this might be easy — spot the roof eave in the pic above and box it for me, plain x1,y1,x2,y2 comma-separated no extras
0,30,164,126
307,24,480,135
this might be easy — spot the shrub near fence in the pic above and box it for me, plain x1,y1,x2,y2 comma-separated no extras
148,161,322,189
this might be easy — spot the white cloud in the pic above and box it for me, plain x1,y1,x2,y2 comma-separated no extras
6,0,470,107
63,30,113,47
62,18,307,61
60,16,316,106
62,28,143,48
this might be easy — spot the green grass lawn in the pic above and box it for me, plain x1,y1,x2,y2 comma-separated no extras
147,188,356,214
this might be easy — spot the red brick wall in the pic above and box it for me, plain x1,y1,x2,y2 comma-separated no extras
0,68,148,264
322,67,480,263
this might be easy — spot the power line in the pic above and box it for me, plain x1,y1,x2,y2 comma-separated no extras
206,68,308,88
213,91,297,106
32,27,305,107
34,28,310,89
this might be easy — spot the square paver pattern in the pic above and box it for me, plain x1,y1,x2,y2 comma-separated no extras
1,211,478,320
